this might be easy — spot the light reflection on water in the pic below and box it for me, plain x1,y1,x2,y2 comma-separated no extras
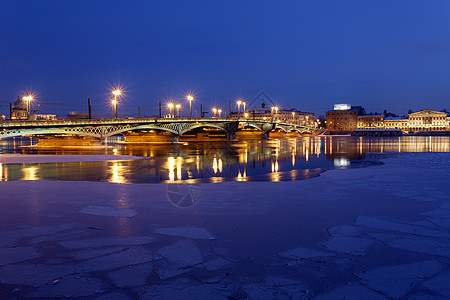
0,136,449,183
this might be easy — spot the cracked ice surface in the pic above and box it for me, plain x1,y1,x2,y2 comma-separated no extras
356,260,442,298
60,236,155,249
27,276,108,298
79,206,138,217
154,226,215,240
0,152,450,298
0,246,41,265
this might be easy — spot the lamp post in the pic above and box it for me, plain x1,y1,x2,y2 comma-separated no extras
212,108,217,118
243,101,246,114
168,103,174,117
237,100,242,115
176,104,181,118
112,89,121,119
187,95,194,119
22,95,33,119
218,109,222,118
292,112,295,124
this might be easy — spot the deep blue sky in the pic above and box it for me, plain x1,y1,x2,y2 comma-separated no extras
1,0,450,117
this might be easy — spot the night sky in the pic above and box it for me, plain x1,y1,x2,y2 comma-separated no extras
1,0,450,118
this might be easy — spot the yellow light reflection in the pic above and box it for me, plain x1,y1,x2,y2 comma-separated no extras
110,162,127,184
168,157,175,182
218,158,223,173
213,157,218,174
177,158,182,180
23,166,38,181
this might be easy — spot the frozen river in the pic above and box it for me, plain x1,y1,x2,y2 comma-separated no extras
0,136,450,298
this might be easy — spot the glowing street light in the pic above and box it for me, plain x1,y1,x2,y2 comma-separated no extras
212,107,217,117
112,89,121,119
175,104,181,117
186,95,194,119
168,103,174,116
243,101,246,113
22,95,33,118
292,112,295,124
218,109,222,118
236,100,242,115
244,112,249,119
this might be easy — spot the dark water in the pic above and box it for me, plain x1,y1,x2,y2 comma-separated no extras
0,136,449,183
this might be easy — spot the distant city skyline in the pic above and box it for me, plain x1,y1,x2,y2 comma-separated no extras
1,0,450,116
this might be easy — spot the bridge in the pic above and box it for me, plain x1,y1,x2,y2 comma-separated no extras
0,118,315,142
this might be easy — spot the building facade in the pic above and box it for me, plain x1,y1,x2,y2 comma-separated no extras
408,110,449,131
326,107,450,132
10,96,28,120
325,105,366,131
357,115,385,129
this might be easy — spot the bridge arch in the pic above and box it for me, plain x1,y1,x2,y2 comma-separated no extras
179,123,228,136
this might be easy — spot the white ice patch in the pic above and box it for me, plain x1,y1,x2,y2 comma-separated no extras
421,271,450,298
355,216,449,238
79,206,138,218
314,282,386,300
0,223,74,246
60,236,154,249
140,283,228,299
280,246,335,260
76,247,157,272
356,260,442,298
67,247,125,260
199,257,232,271
0,264,74,287
321,236,373,256
328,225,362,237
388,237,450,257
0,246,41,265
27,276,108,298
154,227,216,240
108,263,153,287
156,239,202,265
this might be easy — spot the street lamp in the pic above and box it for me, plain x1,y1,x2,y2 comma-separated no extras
168,103,174,117
175,104,181,118
186,95,194,119
237,100,242,115
212,108,217,118
112,89,121,119
292,112,295,124
218,109,222,118
22,95,33,119
243,101,246,113
244,113,249,119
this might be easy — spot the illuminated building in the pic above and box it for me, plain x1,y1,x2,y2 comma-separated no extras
325,104,365,131
10,96,28,120
408,110,449,132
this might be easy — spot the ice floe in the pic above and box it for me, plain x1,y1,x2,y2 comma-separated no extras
154,226,216,240
0,246,41,265
0,264,75,287
355,216,449,238
321,236,373,256
76,247,157,272
280,246,335,260
0,223,75,246
314,282,386,299
27,276,108,297
108,263,153,287
60,236,154,249
156,239,202,265
79,206,138,217
356,260,442,298
421,271,450,298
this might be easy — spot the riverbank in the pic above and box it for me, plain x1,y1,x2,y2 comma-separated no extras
0,152,449,298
